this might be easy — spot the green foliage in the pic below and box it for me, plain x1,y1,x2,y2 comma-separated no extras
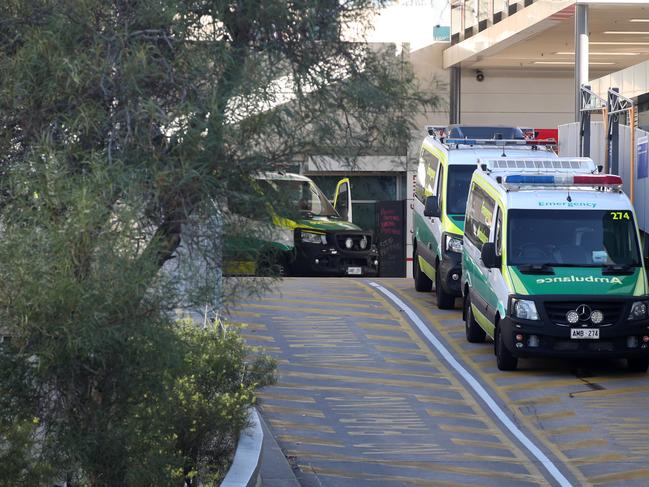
0,0,435,484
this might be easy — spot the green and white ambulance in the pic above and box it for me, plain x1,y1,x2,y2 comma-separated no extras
461,157,649,371
227,172,379,277
412,125,557,308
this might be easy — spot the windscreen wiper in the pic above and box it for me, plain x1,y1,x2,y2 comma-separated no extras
517,263,555,275
602,264,636,275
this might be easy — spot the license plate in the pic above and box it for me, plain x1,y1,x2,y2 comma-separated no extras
570,328,600,339
347,267,362,275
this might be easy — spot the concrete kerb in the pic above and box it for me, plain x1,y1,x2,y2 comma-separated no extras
220,408,264,487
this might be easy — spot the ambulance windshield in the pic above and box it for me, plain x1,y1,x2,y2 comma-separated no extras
446,165,475,215
259,179,338,218
508,209,641,267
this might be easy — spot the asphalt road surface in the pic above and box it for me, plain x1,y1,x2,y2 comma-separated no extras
228,278,649,487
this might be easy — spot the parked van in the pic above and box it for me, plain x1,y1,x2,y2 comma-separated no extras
412,125,557,308
227,173,379,277
462,156,649,371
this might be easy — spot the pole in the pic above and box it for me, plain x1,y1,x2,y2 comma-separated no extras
450,66,461,124
574,5,589,121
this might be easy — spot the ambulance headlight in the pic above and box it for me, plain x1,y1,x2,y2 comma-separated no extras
445,235,463,254
628,301,649,321
300,231,326,245
511,298,540,321
359,236,368,250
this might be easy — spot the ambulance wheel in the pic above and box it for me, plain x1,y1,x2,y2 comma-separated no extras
464,295,486,343
495,326,517,371
628,357,649,373
413,247,432,292
257,249,291,277
435,263,455,309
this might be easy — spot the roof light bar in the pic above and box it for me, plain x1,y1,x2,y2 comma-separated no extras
504,174,623,187
445,138,556,147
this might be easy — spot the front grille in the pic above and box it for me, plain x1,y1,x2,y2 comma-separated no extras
544,301,625,325
336,234,372,251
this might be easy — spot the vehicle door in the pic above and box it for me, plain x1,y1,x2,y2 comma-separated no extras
487,205,509,322
333,178,352,222
463,183,496,323
416,147,442,269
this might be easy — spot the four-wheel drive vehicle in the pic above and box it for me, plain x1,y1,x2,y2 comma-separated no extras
461,156,649,372
412,125,557,309
226,173,379,277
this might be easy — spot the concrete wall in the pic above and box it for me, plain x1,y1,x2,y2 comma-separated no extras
460,69,574,128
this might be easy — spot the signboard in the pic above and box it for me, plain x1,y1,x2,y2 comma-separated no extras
638,136,648,179
377,200,406,277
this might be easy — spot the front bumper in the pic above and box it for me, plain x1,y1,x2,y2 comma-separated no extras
500,296,649,359
292,229,379,277
439,250,462,296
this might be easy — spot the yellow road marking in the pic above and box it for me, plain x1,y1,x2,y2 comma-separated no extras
269,420,335,433
258,392,316,404
280,370,454,390
543,425,593,436
278,435,345,448
451,438,513,450
373,281,591,486
590,468,649,485
243,303,388,318
260,404,325,418
558,438,608,450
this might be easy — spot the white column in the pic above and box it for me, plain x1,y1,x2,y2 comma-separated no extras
574,4,589,121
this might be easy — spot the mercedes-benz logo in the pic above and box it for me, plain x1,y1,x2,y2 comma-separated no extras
575,304,592,321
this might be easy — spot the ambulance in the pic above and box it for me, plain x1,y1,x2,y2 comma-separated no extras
412,125,557,308
227,172,379,277
461,157,649,371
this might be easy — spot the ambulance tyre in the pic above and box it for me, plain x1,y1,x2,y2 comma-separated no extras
495,324,517,371
257,248,291,277
435,263,455,309
413,247,433,292
627,357,649,373
464,294,486,343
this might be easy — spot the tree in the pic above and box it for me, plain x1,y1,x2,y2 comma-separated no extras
0,0,438,485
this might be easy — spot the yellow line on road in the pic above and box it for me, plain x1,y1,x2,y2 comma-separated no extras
371,280,590,486
290,452,539,483
590,468,649,485
260,404,325,418
278,435,345,448
244,303,391,318
558,438,608,450
280,370,454,390
451,438,514,450
269,419,335,433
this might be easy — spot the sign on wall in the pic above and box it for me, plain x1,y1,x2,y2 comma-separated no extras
377,200,406,277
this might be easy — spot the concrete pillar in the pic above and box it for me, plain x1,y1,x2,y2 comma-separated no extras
574,4,589,121
450,66,461,124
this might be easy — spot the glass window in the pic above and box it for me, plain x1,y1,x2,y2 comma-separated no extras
465,184,495,249
435,164,444,211
495,208,503,256
507,209,642,267
446,165,475,215
258,179,338,218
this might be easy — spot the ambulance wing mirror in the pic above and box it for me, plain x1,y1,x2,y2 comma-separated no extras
424,196,440,218
334,178,352,223
481,242,501,269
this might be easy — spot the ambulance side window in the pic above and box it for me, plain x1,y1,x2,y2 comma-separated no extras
465,184,495,250
422,148,439,198
495,208,503,256
435,164,444,211
416,150,426,202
